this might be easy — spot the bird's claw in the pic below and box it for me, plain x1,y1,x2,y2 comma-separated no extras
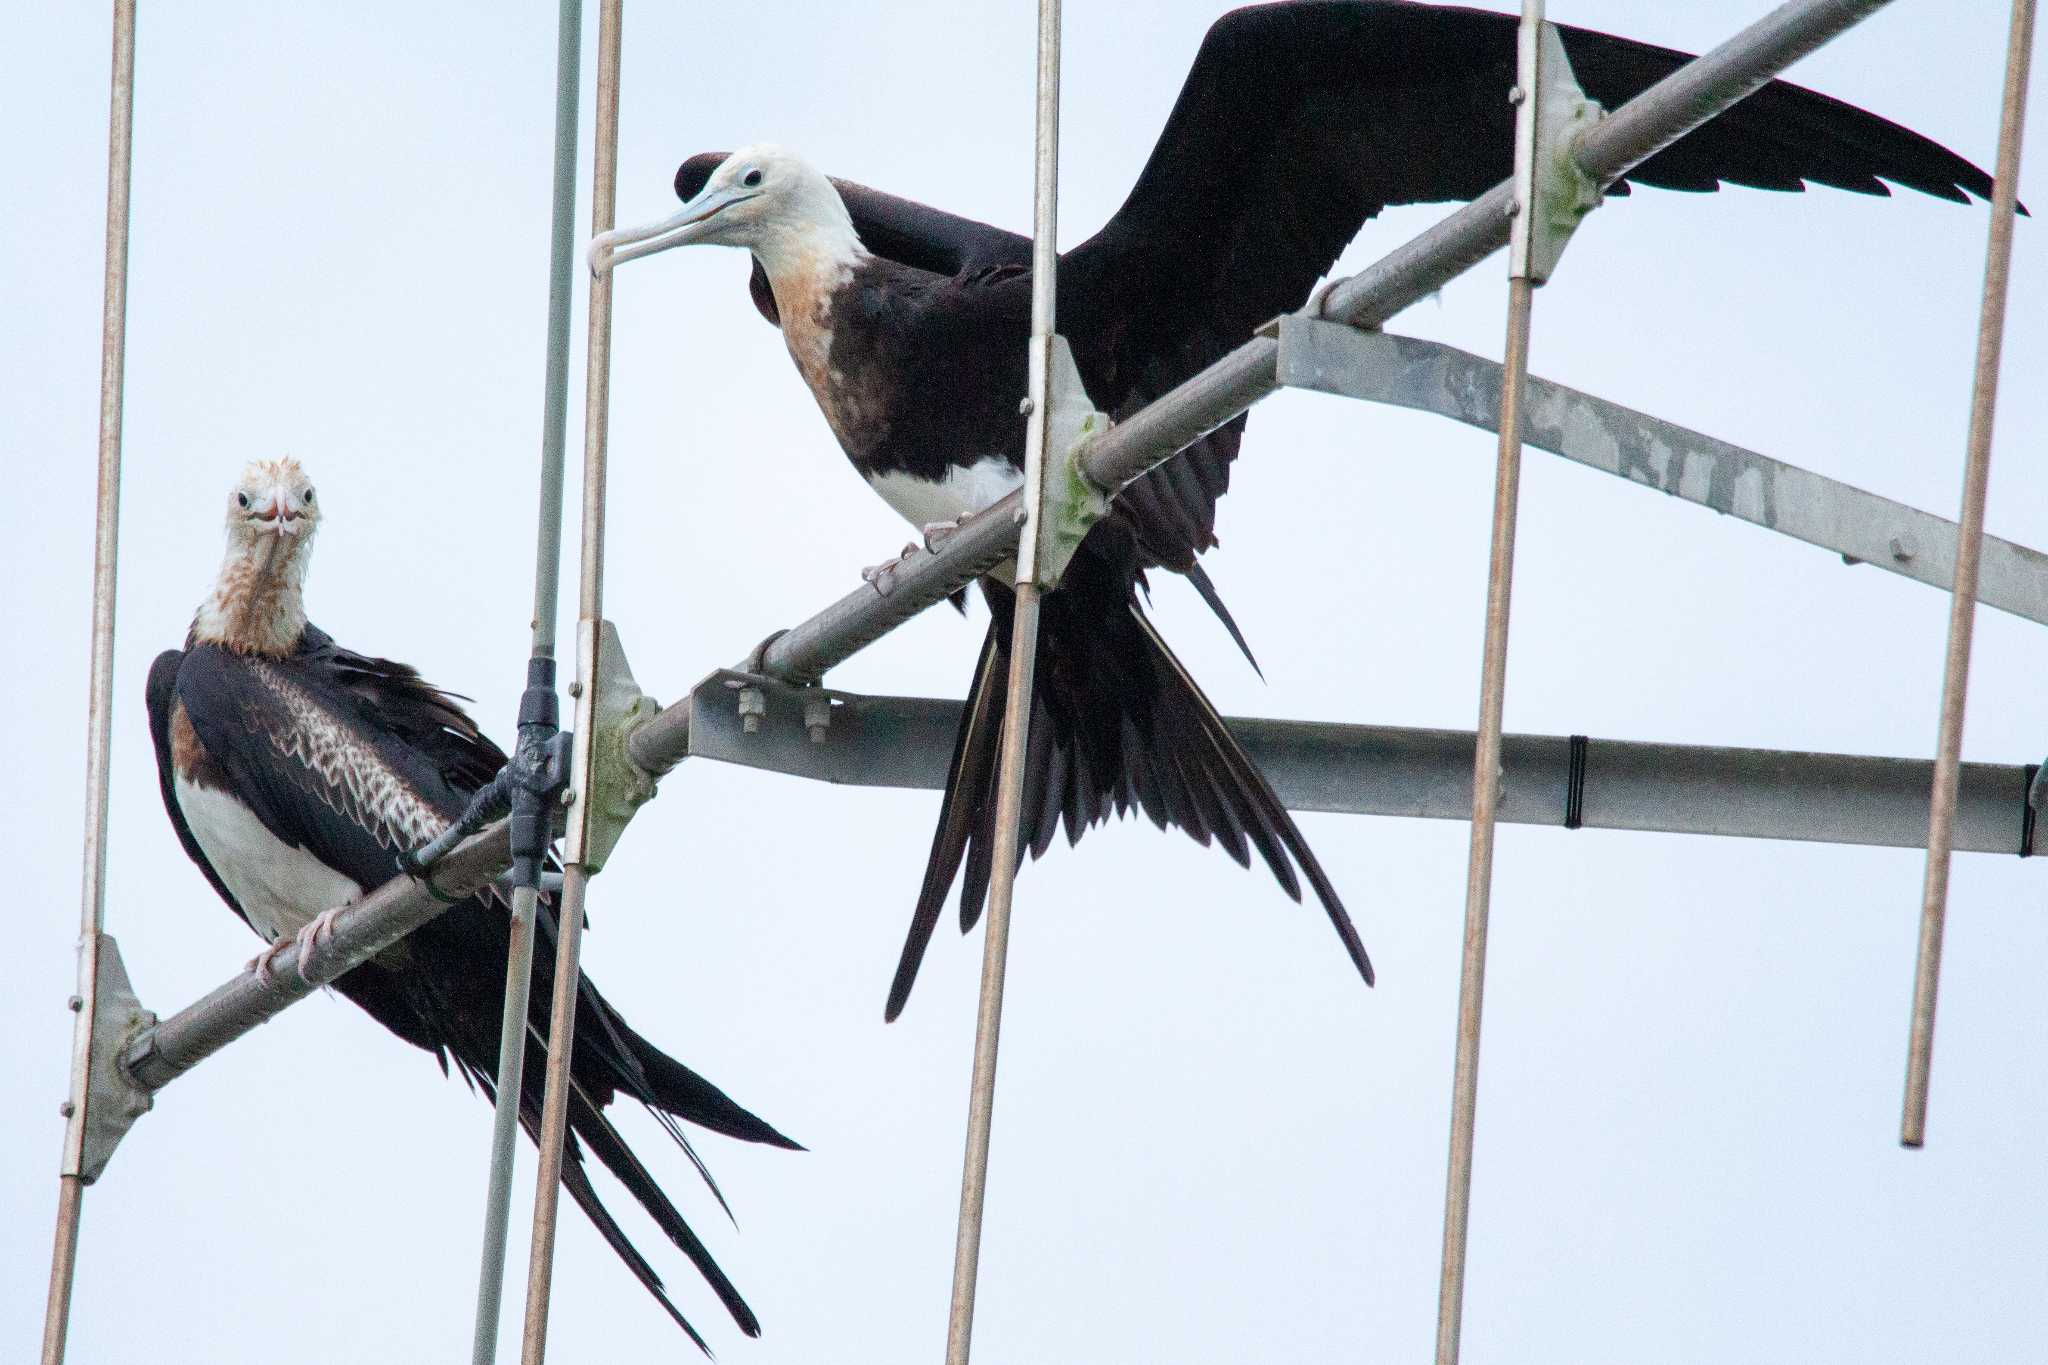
247,937,293,986
921,517,965,553
289,904,350,985
860,542,920,598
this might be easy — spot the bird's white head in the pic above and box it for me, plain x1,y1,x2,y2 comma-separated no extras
193,456,320,654
224,456,321,549
588,143,861,282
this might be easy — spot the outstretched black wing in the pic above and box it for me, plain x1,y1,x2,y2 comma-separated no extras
1063,0,2001,380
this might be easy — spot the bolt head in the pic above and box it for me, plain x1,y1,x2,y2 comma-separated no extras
59,1101,76,1119
808,725,828,744
1018,396,1036,416
558,787,575,807
1889,535,1918,563
1508,85,1526,105
67,995,83,1012
567,681,584,698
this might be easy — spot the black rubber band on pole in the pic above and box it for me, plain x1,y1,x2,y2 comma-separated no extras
2020,764,2038,858
1563,735,1589,830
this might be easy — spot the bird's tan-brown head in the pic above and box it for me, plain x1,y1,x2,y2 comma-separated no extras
192,456,320,655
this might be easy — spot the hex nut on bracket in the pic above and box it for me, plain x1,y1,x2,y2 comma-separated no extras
804,690,833,744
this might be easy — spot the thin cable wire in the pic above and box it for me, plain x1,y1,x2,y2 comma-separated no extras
1901,0,2035,1150
41,5,137,1362
944,2,1061,1360
520,1,620,1358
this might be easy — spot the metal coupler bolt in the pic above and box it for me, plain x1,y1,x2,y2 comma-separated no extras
738,685,767,734
1508,85,1526,105
59,1101,76,1118
1018,396,1036,416
804,691,832,744
559,787,576,807
567,680,584,698
67,996,82,1012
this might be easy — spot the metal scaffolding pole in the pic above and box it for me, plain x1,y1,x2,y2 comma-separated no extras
944,3,1062,1360
1901,0,2036,1150
470,2,584,1360
520,1,620,1358
41,4,138,1361
658,678,2048,856
1435,8,1547,1360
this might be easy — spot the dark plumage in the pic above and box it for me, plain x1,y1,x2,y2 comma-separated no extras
147,459,794,1352
603,1,2006,1018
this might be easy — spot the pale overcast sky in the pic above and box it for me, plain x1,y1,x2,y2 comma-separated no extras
5,3,2044,1362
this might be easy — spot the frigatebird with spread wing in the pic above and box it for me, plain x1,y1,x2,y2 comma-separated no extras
591,1,2008,1020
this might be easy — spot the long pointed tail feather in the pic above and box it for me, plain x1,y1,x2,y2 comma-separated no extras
887,569,1373,1019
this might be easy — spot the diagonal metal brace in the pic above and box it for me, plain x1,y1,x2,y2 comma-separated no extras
68,934,155,1183
1019,333,1111,588
1511,20,1606,284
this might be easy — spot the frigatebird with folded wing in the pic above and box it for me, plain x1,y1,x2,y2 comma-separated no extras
145,457,796,1351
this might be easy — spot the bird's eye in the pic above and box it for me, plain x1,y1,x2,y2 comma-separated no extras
742,168,764,188
236,492,251,509
302,488,315,505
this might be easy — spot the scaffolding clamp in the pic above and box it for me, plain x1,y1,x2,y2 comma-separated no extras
1019,334,1110,589
1509,21,1605,285
69,934,155,1183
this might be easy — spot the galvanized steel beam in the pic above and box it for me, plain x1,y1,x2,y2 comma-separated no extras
1275,322,2048,626
674,674,2043,858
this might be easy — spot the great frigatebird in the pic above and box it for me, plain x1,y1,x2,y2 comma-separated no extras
145,457,797,1351
590,0,2006,1021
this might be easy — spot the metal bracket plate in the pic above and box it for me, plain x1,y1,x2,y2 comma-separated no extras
1018,333,1110,589
71,934,155,1183
1275,318,2048,626
573,620,661,873
1511,20,1605,284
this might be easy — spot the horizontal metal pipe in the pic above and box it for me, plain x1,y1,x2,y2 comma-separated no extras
120,824,510,1092
672,679,2044,856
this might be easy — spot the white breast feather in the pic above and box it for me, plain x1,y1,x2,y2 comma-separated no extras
865,456,1023,529
173,777,363,943
250,662,449,851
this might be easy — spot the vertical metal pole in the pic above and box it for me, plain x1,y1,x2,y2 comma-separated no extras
1901,0,2035,1150
1437,7,1544,1363
943,3,1060,1362
41,5,137,1362
470,3,583,1361
520,1,619,1359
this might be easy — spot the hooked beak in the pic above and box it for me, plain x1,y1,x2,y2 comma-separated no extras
253,491,303,537
588,184,760,275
